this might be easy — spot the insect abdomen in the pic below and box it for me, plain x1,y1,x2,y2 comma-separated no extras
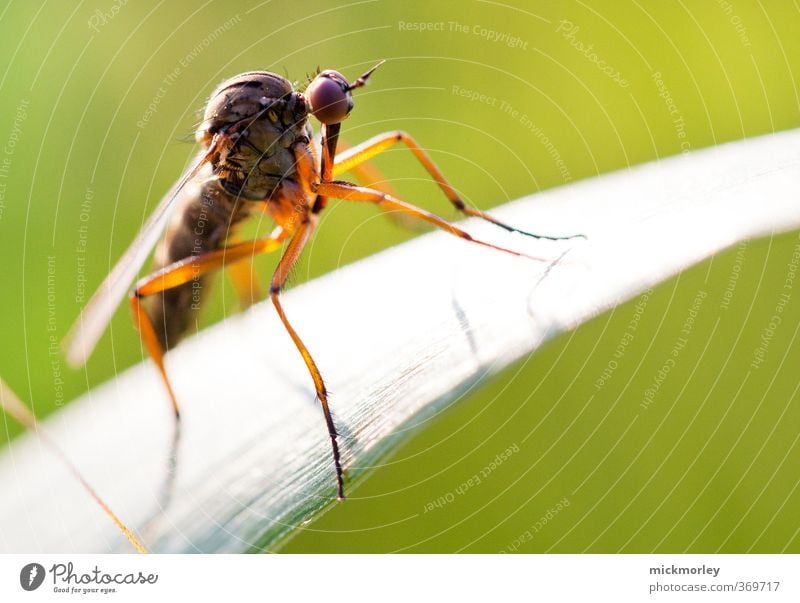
147,182,248,351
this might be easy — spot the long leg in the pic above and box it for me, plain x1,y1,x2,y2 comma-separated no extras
130,233,286,416
336,137,426,232
333,131,584,241
336,137,399,198
0,379,148,553
268,216,345,499
225,230,281,309
227,257,261,309
129,231,287,525
315,181,552,262
129,232,286,516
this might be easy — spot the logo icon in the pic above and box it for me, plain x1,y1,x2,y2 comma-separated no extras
20,563,45,591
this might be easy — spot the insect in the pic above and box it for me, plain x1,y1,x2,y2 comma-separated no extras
63,60,581,500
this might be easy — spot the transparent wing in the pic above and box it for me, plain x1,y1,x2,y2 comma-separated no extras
63,148,216,367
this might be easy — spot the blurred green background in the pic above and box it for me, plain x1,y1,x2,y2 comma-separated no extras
1,0,798,552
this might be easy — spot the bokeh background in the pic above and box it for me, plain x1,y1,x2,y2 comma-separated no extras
1,0,799,553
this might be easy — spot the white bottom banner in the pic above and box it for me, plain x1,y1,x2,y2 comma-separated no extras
0,554,795,601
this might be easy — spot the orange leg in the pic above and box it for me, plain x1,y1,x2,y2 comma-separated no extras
227,257,261,310
336,137,426,232
268,215,345,499
336,137,399,198
315,181,552,262
224,231,278,309
333,130,584,241
129,231,286,520
129,233,287,417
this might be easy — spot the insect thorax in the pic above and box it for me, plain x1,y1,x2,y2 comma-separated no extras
199,71,314,201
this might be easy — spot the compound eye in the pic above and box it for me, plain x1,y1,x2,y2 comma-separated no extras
306,70,353,125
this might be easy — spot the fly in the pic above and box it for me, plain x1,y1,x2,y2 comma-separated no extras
63,60,582,500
